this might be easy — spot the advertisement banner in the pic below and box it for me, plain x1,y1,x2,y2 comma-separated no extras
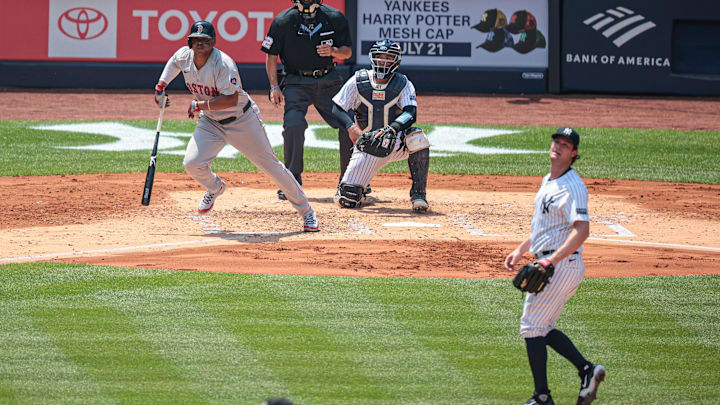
4,0,345,63
562,1,670,92
356,0,548,68
561,0,720,95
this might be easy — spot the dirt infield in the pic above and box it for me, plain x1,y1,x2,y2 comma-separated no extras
2,88,719,278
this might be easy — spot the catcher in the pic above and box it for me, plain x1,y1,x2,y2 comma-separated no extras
504,127,605,405
330,39,430,211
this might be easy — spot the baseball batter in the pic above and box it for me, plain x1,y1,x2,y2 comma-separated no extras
154,21,319,232
330,39,430,211
504,127,605,405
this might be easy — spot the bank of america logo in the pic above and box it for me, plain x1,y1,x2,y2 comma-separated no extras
583,6,656,48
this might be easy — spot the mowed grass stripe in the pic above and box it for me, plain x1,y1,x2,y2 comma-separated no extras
199,275,402,404
0,305,104,403
357,277,501,404
104,276,288,404
21,273,209,403
567,277,720,404
277,276,478,404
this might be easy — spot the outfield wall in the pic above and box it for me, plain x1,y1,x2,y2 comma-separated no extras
0,0,718,95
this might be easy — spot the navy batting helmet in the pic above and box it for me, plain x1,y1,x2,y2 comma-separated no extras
369,39,402,80
187,21,216,48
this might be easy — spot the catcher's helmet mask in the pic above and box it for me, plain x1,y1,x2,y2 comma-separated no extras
369,39,402,80
187,21,216,48
294,0,322,19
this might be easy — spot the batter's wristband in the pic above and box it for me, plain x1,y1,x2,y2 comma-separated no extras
270,85,280,92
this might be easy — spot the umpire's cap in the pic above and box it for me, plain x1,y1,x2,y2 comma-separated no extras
552,127,580,149
187,21,216,47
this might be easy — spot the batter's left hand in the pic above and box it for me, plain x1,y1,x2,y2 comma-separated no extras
187,100,200,119
316,44,334,57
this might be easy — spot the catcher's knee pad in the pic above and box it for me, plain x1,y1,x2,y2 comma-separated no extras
334,183,365,208
404,127,430,153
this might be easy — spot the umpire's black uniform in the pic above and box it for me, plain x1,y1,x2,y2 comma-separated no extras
261,4,353,187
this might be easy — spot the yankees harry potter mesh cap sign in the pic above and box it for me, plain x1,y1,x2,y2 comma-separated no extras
552,127,580,148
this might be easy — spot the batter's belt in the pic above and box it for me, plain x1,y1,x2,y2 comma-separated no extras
535,250,579,259
215,100,252,125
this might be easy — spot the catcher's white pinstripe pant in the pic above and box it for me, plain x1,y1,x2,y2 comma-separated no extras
520,254,586,338
340,139,409,187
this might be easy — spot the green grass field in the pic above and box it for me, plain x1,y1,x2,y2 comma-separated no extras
1,120,719,404
1,120,718,183
1,263,718,404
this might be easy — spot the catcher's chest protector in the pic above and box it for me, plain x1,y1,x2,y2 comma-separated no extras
355,70,406,132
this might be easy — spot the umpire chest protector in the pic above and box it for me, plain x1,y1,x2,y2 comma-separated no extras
354,69,407,132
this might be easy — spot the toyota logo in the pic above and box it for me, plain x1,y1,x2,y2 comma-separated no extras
58,7,108,40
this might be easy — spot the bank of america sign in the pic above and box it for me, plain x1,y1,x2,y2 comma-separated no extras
583,6,656,47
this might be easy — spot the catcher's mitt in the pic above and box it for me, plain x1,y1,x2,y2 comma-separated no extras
356,126,397,157
512,258,555,293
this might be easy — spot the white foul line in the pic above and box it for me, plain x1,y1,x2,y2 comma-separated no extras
0,239,217,263
592,222,636,237
0,233,286,263
588,237,720,252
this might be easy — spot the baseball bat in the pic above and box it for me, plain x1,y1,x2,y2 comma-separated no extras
141,95,167,206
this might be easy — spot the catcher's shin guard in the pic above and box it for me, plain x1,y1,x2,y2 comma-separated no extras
408,147,429,197
338,127,353,180
334,183,366,208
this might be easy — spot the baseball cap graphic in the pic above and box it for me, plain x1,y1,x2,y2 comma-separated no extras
552,127,580,148
478,28,514,52
513,29,546,54
472,9,508,33
58,7,108,40
507,10,537,34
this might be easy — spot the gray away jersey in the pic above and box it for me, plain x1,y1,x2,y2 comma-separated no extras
529,168,589,254
160,47,251,121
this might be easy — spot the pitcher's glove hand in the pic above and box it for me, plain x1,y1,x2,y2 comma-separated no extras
512,258,555,293
356,126,397,157
154,84,170,108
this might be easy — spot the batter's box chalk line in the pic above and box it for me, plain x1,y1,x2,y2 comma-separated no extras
382,221,441,228
450,215,512,237
348,218,375,234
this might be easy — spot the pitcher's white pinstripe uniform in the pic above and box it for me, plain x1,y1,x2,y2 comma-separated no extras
331,69,418,187
521,168,589,338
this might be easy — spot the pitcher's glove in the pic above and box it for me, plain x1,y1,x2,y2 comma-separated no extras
512,258,555,293
356,126,397,157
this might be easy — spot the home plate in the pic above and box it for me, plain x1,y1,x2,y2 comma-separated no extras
382,221,441,228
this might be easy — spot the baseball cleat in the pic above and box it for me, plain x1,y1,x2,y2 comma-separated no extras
277,189,287,200
523,393,555,405
303,211,319,232
198,180,226,214
577,364,605,405
411,194,429,212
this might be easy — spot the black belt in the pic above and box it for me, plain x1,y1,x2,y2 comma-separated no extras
217,100,251,125
535,250,579,259
294,64,336,78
